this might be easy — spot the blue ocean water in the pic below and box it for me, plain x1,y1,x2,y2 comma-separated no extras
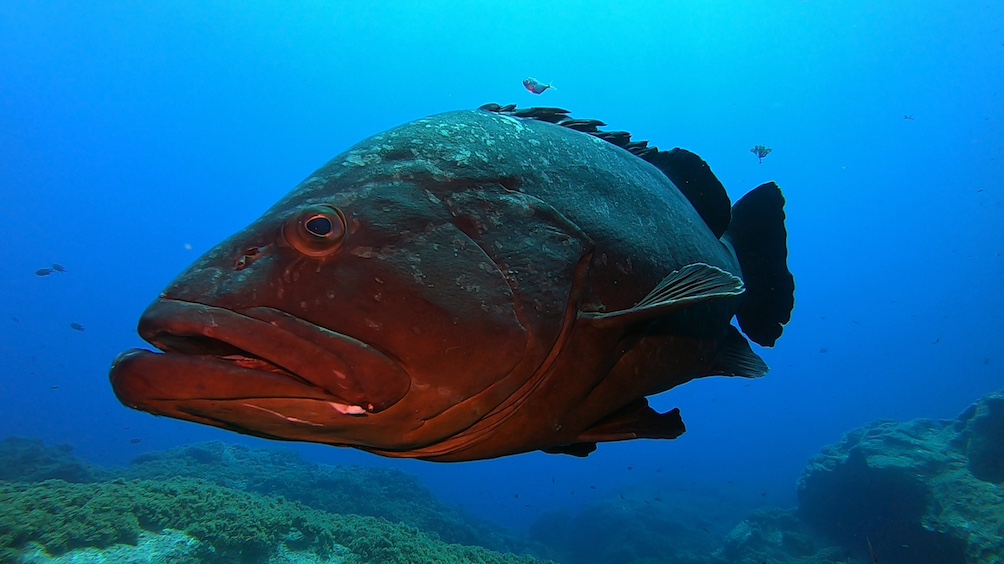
1,1,1001,560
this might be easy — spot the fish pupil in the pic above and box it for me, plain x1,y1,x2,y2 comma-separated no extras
305,215,333,238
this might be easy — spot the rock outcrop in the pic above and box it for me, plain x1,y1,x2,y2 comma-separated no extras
796,391,1004,564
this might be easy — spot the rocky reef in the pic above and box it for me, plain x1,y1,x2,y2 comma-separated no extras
124,441,529,553
3,389,1002,563
0,438,553,564
543,389,1004,564
795,390,1004,564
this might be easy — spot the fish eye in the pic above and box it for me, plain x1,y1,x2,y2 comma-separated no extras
283,205,346,257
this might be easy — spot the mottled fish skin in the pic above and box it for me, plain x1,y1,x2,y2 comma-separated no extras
110,106,793,462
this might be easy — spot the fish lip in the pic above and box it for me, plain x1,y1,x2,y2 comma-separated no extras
110,347,334,405
113,298,409,412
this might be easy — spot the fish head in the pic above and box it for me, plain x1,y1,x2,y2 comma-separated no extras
110,169,540,454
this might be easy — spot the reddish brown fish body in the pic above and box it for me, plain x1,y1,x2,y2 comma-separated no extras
110,106,793,461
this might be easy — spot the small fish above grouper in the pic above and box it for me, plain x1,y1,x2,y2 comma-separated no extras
522,77,555,94
109,104,795,462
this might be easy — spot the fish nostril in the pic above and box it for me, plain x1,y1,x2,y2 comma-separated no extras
234,247,262,271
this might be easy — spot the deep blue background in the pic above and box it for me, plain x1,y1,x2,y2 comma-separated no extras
1,2,1001,531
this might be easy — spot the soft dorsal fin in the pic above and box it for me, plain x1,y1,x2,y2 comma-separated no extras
479,104,732,238
724,182,795,347
582,262,744,328
641,148,732,239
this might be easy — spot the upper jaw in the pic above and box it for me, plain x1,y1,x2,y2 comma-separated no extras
119,298,410,412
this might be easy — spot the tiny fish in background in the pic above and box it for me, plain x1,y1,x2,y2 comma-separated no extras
750,144,772,164
35,268,53,277
866,536,879,563
51,263,67,273
69,322,85,332
522,77,555,95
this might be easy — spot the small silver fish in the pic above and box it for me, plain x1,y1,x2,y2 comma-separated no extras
35,268,53,277
522,77,554,95
70,322,85,332
52,263,67,273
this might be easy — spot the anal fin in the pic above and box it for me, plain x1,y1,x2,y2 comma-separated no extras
541,442,597,457
583,263,744,327
578,398,686,443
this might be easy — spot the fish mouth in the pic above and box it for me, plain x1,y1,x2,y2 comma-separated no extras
109,299,410,417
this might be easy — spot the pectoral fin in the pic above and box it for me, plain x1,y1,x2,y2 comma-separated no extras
583,262,743,327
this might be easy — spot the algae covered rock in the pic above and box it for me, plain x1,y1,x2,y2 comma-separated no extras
715,508,855,564
796,390,1004,564
124,441,540,554
957,390,1004,482
0,437,109,483
0,476,552,564
0,438,553,562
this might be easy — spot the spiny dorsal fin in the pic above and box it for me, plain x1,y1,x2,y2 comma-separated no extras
642,149,731,239
479,104,732,238
582,262,744,328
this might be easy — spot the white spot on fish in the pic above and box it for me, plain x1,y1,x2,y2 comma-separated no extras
329,402,366,415
351,247,377,258
343,151,382,167
496,115,525,130
455,275,481,293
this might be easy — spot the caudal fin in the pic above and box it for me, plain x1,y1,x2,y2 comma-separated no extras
724,182,795,347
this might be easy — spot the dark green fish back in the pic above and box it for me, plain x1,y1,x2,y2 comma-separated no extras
478,104,732,239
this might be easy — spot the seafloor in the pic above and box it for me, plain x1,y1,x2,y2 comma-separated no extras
1,389,1001,564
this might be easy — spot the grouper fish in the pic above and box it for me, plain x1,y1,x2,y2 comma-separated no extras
110,104,795,462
